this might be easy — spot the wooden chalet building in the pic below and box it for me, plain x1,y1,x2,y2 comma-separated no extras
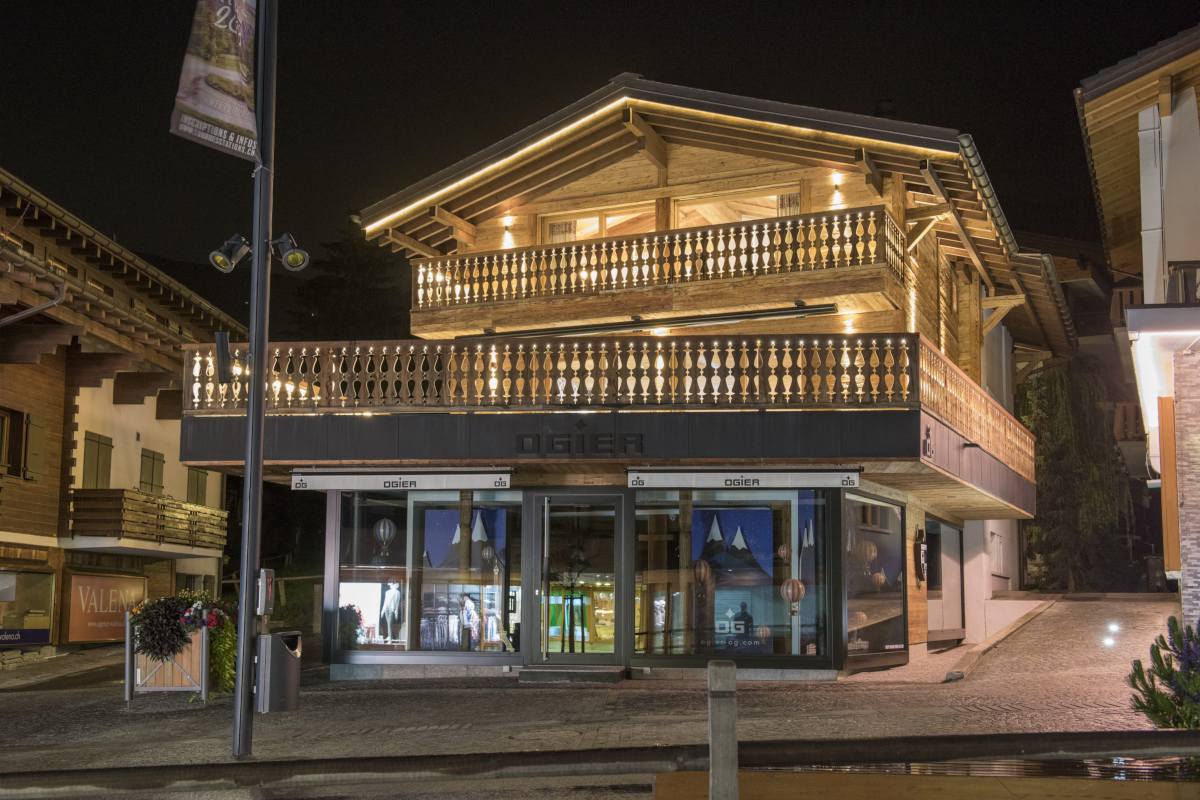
181,76,1074,677
0,167,242,655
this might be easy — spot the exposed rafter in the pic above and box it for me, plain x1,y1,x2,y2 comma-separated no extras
428,206,476,246
854,148,883,197
384,229,440,259
920,160,994,294
905,202,951,221
622,108,668,181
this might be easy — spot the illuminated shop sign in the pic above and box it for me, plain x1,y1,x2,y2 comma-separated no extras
627,471,860,489
292,472,511,491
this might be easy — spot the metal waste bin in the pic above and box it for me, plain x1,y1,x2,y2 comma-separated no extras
255,631,301,712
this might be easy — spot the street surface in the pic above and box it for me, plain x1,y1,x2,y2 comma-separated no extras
0,598,1178,797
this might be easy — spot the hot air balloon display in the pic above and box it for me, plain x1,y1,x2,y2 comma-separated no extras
780,577,806,604
693,558,712,586
871,570,888,590
372,517,397,564
755,624,772,641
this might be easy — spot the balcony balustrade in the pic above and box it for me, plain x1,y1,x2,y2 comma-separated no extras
182,332,1033,482
412,205,905,310
70,488,229,551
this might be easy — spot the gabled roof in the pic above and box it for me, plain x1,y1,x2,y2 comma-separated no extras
360,74,1075,354
1076,24,1200,279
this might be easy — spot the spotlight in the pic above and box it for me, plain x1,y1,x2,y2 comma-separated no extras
1108,623,1120,633
210,235,250,273
1102,636,1115,647
274,233,309,271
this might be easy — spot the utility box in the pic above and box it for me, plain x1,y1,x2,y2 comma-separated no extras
255,630,301,713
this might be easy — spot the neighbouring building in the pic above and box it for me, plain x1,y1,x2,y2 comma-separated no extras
1077,25,1200,616
0,167,242,655
182,76,1075,677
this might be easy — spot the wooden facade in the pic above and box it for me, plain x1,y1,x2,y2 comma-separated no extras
0,167,240,648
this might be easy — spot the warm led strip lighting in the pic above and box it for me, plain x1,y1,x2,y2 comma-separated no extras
364,95,960,235
364,96,632,234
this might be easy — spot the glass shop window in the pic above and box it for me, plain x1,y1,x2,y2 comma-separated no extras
844,493,905,657
675,190,800,229
540,205,655,244
634,489,828,658
0,571,55,646
337,490,521,654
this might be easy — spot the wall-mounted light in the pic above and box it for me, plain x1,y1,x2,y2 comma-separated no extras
501,214,515,249
651,326,670,337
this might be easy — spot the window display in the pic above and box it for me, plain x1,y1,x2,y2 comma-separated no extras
337,490,521,654
0,570,54,647
844,494,905,656
634,489,828,658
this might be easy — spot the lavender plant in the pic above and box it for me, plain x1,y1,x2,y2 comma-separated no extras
1129,616,1200,728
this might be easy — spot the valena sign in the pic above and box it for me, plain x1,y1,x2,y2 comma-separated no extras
67,574,147,643
627,471,860,489
291,472,511,492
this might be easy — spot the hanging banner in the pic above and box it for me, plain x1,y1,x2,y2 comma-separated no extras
66,574,146,643
291,471,512,492
170,0,258,161
627,470,860,489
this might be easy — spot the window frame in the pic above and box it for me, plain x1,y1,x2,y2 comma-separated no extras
537,202,657,245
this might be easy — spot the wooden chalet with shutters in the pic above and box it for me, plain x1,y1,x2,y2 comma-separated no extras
0,167,243,650
180,76,1076,669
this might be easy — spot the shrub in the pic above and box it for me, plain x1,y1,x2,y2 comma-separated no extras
130,591,236,695
1129,615,1200,728
130,596,191,662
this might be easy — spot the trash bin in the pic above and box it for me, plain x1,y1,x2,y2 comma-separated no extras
255,630,301,713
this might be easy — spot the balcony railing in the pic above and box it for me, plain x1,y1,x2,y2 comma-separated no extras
70,489,228,551
182,333,1033,482
412,205,905,309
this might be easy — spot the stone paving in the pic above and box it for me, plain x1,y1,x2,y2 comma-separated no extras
0,598,1176,775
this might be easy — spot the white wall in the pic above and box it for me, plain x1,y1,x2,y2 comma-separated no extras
72,378,221,507
962,518,1021,643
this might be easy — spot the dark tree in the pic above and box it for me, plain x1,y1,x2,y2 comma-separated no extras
286,221,411,340
1016,356,1135,592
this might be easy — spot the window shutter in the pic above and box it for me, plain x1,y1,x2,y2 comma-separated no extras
22,415,45,481
97,440,111,489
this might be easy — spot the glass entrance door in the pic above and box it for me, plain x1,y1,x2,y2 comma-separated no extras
534,495,621,663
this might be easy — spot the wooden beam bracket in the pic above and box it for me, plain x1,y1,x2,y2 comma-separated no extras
623,108,668,182
384,229,440,259
855,148,883,197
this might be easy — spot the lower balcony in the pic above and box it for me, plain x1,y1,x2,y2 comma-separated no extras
69,489,229,558
181,334,1035,518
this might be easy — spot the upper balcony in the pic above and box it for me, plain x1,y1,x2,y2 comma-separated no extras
409,205,906,338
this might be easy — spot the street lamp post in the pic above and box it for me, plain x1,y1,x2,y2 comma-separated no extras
232,0,278,759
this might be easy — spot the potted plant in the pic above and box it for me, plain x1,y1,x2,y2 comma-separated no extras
1129,615,1200,728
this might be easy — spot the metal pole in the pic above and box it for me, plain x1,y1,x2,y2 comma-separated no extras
232,0,277,759
707,660,739,800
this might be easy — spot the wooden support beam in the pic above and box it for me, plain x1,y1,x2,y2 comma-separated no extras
980,293,1027,336
855,148,883,197
623,107,668,181
155,388,183,420
383,229,440,259
906,216,939,252
113,371,175,404
1015,351,1052,384
905,202,951,221
1159,74,1173,118
0,323,81,364
920,161,994,294
1009,274,1050,349
68,351,134,388
428,206,477,245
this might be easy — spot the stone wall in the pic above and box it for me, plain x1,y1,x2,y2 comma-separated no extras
1175,346,1200,623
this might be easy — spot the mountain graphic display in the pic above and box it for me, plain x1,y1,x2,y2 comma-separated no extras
693,509,773,587
424,508,508,570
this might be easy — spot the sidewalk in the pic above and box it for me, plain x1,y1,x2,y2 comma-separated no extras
0,598,1175,775
0,646,122,692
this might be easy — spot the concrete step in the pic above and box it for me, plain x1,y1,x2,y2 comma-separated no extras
518,665,626,684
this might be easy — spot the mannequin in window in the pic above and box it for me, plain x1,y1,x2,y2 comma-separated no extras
380,581,402,643
458,592,479,651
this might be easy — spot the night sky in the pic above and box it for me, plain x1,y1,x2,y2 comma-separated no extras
3,1,1197,317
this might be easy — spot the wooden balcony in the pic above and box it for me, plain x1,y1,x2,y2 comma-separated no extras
182,333,1032,483
70,489,228,553
410,205,906,337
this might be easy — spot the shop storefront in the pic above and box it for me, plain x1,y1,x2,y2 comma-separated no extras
307,468,908,674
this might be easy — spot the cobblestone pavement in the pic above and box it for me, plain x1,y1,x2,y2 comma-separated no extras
0,599,1175,775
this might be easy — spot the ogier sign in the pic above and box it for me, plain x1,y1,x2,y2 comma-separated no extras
67,574,146,643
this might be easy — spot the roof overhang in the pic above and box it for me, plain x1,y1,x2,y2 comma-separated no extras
1126,304,1200,472
57,536,223,560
